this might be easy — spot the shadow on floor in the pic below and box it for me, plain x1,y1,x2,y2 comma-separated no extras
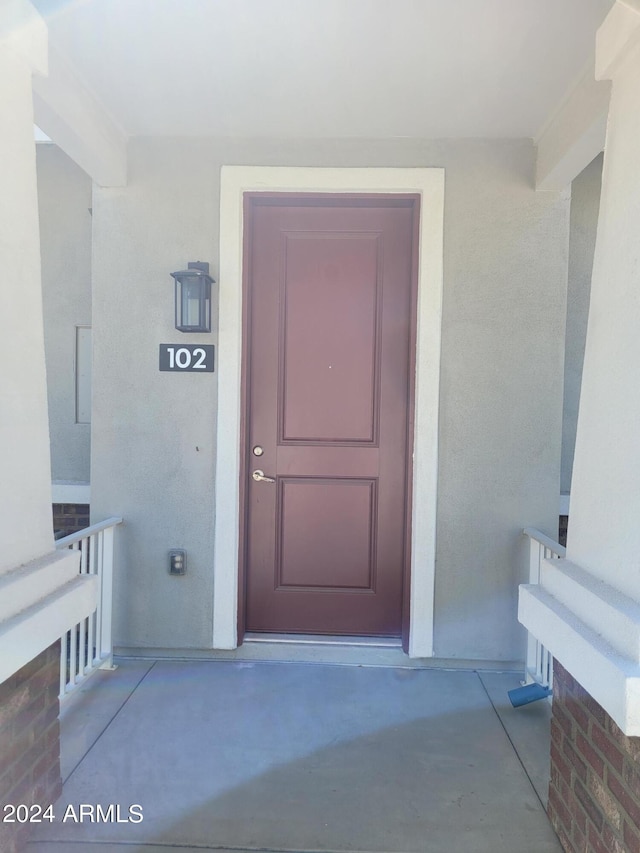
28,660,560,853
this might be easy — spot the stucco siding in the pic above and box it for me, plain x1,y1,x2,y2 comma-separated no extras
90,137,569,659
433,142,568,659
37,144,92,484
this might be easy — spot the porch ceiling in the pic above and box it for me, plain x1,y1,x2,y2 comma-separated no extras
32,0,613,140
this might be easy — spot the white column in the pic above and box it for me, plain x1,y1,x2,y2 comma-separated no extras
519,0,640,735
0,1,96,684
568,0,640,594
0,1,52,573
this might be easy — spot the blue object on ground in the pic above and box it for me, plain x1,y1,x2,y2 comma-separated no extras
508,682,552,707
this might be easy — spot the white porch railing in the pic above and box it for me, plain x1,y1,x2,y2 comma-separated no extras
55,517,123,699
522,527,566,690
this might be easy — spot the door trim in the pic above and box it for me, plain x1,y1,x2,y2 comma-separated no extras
214,167,444,657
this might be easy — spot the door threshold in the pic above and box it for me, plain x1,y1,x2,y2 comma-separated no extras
116,645,522,672
236,632,411,667
244,632,402,649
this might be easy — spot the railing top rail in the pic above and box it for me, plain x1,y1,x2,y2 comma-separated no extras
55,517,123,549
523,527,566,558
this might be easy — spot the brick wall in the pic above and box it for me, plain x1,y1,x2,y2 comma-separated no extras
0,643,62,853
548,661,640,853
559,515,568,548
53,503,90,539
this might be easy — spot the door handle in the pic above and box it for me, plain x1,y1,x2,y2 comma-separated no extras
252,469,276,483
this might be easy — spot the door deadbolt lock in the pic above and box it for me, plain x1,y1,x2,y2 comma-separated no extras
252,469,276,483
252,445,264,457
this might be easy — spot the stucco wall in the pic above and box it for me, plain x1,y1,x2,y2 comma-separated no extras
37,144,92,484
561,154,603,496
91,137,568,659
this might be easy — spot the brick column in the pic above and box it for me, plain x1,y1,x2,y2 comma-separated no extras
549,662,640,853
0,644,62,853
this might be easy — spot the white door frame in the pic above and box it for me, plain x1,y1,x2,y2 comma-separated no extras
213,167,444,657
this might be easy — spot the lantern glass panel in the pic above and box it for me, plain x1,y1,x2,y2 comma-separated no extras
183,280,203,328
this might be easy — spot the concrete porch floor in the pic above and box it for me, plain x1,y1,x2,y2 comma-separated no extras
28,658,561,853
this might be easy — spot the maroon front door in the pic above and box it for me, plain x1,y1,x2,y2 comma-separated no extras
242,194,418,637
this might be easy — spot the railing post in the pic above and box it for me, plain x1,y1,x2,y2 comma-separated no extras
529,536,541,585
59,630,68,699
94,532,103,660
99,525,117,670
525,537,540,682
80,535,88,573
522,528,564,692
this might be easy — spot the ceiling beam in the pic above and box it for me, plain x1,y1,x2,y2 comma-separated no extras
535,63,610,191
32,41,127,187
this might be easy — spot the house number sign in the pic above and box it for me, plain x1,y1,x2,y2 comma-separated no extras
159,344,214,372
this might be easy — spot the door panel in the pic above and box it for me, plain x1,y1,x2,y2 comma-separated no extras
278,479,376,590
281,233,380,443
243,195,418,637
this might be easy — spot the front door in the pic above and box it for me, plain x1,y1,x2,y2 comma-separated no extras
242,194,418,636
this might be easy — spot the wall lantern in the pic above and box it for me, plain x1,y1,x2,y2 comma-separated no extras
170,261,215,333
